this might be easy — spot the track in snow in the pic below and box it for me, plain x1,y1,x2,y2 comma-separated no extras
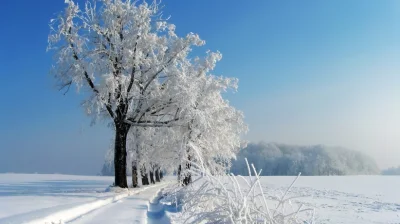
147,189,171,224
68,183,171,224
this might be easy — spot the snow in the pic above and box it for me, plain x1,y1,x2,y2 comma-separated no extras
71,184,170,224
0,174,171,224
259,176,400,224
0,174,115,220
1,174,399,224
161,175,400,223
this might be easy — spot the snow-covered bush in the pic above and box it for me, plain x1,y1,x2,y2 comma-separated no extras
162,159,315,224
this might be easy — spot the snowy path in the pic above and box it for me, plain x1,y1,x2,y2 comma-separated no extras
69,182,171,224
0,174,174,224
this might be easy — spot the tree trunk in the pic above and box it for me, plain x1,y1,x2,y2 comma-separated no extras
150,171,155,184
182,170,192,186
132,161,138,188
114,125,129,188
132,136,140,188
180,155,192,186
177,165,182,182
155,169,160,182
142,167,149,185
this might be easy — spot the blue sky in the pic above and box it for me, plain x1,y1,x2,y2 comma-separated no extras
1,0,399,174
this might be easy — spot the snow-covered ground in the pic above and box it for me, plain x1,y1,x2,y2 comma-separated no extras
0,174,171,224
0,174,114,221
1,174,399,224
260,176,400,224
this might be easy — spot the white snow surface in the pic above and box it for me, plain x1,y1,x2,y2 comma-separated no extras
1,174,399,224
259,176,400,224
71,183,170,224
0,174,171,224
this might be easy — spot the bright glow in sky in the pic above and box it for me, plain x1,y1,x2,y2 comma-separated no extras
0,0,399,174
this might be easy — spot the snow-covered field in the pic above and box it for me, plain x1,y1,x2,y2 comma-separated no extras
0,174,399,224
0,174,114,221
260,176,400,224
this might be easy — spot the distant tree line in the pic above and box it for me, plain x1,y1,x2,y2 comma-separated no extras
101,162,115,176
381,166,400,175
101,161,164,184
230,142,380,176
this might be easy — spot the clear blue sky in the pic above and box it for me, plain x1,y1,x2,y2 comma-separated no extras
1,0,399,174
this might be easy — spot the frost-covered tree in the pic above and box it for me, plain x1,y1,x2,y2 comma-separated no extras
176,70,248,184
48,0,218,187
126,72,247,186
49,0,246,188
122,52,247,187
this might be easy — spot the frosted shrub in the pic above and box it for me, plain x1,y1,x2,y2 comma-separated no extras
163,159,315,224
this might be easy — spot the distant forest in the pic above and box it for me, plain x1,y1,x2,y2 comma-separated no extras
382,166,400,175
230,142,380,176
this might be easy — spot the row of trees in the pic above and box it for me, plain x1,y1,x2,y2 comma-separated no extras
231,142,380,176
382,166,400,175
49,0,247,187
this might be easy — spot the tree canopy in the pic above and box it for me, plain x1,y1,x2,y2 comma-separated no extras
49,0,247,187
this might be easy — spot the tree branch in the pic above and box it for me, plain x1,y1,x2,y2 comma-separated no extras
126,34,141,95
142,46,187,93
125,118,179,127
58,80,72,95
67,28,115,119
